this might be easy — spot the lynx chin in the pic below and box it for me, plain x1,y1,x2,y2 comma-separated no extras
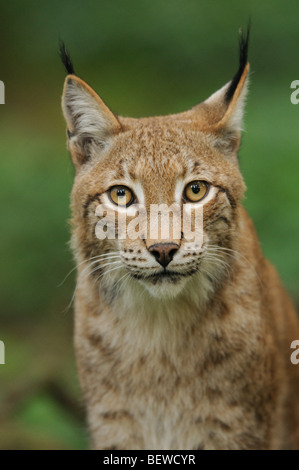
60,30,299,450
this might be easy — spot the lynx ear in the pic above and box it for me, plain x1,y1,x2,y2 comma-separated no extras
60,43,121,168
61,75,122,167
194,28,250,157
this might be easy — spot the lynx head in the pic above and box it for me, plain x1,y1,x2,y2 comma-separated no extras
61,31,249,304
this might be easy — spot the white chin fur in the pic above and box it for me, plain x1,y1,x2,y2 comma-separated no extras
139,276,189,299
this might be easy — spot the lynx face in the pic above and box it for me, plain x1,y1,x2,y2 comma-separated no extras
62,35,248,301
69,122,245,300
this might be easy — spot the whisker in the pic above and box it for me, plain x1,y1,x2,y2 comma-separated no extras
113,271,131,293
204,255,230,269
61,252,121,312
95,265,125,283
58,251,120,286
63,260,123,314
200,265,220,285
205,251,231,261
204,256,231,276
207,245,262,285
63,286,77,314
204,251,232,264
79,256,121,280
88,260,122,278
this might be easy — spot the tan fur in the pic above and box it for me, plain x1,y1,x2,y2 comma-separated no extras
61,54,299,449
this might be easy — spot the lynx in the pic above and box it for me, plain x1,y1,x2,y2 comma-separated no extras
60,31,299,449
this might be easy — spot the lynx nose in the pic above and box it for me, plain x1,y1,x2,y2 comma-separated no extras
148,243,179,268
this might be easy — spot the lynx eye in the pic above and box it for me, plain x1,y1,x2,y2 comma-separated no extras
108,186,134,207
184,181,208,202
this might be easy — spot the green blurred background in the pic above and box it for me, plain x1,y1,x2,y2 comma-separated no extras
0,0,298,449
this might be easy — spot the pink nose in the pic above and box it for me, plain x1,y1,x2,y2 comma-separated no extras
148,243,179,268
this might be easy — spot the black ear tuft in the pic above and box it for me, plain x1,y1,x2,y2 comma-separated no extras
225,24,250,103
59,40,75,75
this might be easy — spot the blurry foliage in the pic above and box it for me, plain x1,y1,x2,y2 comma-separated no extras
0,0,298,449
